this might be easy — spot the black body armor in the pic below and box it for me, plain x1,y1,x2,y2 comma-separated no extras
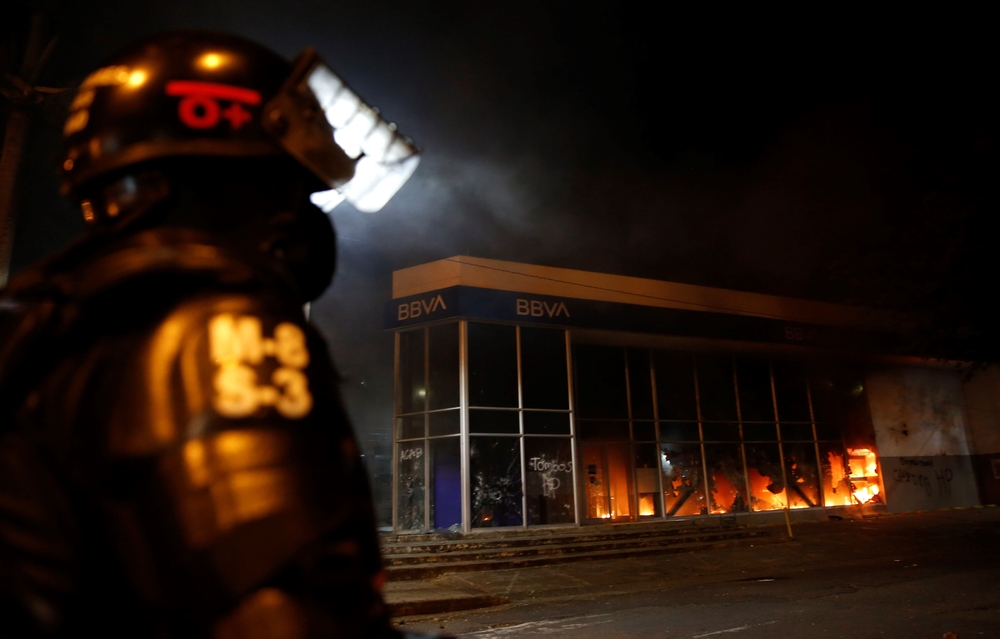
0,228,396,637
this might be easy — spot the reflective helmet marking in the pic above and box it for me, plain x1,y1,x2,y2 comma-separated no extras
166,80,262,131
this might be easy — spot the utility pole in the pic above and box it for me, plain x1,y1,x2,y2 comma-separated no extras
0,9,63,288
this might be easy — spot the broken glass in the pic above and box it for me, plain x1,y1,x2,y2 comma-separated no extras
660,442,707,517
524,437,575,525
470,437,523,527
704,443,749,514
782,442,821,508
396,440,425,531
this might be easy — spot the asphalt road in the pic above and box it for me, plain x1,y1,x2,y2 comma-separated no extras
393,509,1000,638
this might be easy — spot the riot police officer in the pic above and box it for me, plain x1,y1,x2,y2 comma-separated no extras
0,31,424,638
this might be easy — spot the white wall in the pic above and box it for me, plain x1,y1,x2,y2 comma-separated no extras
866,366,972,458
866,366,980,511
961,365,1000,456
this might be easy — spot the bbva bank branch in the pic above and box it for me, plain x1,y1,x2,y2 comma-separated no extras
383,256,1000,534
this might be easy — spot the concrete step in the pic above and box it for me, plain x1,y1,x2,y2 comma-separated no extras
384,533,784,581
381,523,744,556
384,528,771,566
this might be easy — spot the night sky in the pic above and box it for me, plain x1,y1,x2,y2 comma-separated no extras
5,2,993,456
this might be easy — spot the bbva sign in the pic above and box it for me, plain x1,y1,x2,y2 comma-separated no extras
398,294,447,320
516,298,570,318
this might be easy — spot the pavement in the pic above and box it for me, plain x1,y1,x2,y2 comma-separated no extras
381,506,1000,637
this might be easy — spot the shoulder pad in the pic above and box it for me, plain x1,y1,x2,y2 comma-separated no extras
105,292,331,457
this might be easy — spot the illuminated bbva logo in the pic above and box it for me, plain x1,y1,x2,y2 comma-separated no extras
397,294,447,320
516,298,570,318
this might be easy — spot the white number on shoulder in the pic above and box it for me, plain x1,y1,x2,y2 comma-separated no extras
208,314,313,419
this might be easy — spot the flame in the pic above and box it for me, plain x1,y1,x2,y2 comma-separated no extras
639,494,656,516
823,447,881,506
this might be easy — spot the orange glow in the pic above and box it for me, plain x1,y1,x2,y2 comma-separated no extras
847,448,881,504
710,470,741,514
638,494,656,516
747,468,788,511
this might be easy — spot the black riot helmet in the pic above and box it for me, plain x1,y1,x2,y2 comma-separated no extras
60,31,356,202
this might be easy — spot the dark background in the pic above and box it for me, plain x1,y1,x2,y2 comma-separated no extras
3,2,994,517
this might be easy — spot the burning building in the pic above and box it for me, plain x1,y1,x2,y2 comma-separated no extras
386,256,1000,533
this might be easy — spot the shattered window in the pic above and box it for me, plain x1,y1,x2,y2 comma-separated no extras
744,443,787,512
782,442,821,508
819,441,853,507
525,437,575,525
635,443,661,517
470,437,523,527
396,440,425,531
705,443,749,514
661,442,707,517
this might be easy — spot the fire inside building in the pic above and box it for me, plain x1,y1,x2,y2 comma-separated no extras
384,256,1000,533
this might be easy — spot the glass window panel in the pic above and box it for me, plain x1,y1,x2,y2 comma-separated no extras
429,437,462,530
397,329,425,414
773,360,811,422
396,415,424,440
573,345,628,418
807,364,874,448
783,442,821,509
635,443,661,517
815,423,842,441
701,423,740,441
468,323,518,407
627,348,654,420
581,442,634,521
470,437,523,527
632,422,656,441
741,423,776,441
523,411,570,435
521,327,569,409
428,410,460,437
428,323,459,410
396,440,425,531
735,357,774,422
744,443,787,512
577,420,630,440
661,442,707,517
696,355,738,421
780,423,814,441
659,422,700,442
704,443,748,514
653,351,697,421
469,410,519,434
524,438,575,525
819,441,853,507
808,364,867,424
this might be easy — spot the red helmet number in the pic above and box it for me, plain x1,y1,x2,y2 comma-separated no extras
166,81,262,131
178,93,221,129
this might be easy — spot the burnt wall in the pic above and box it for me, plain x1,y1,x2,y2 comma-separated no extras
866,367,980,511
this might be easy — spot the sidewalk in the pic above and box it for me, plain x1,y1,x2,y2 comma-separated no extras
382,506,1000,619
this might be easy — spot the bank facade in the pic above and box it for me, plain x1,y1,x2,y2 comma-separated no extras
385,256,1000,534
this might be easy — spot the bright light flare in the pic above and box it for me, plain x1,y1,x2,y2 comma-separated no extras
305,62,420,213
